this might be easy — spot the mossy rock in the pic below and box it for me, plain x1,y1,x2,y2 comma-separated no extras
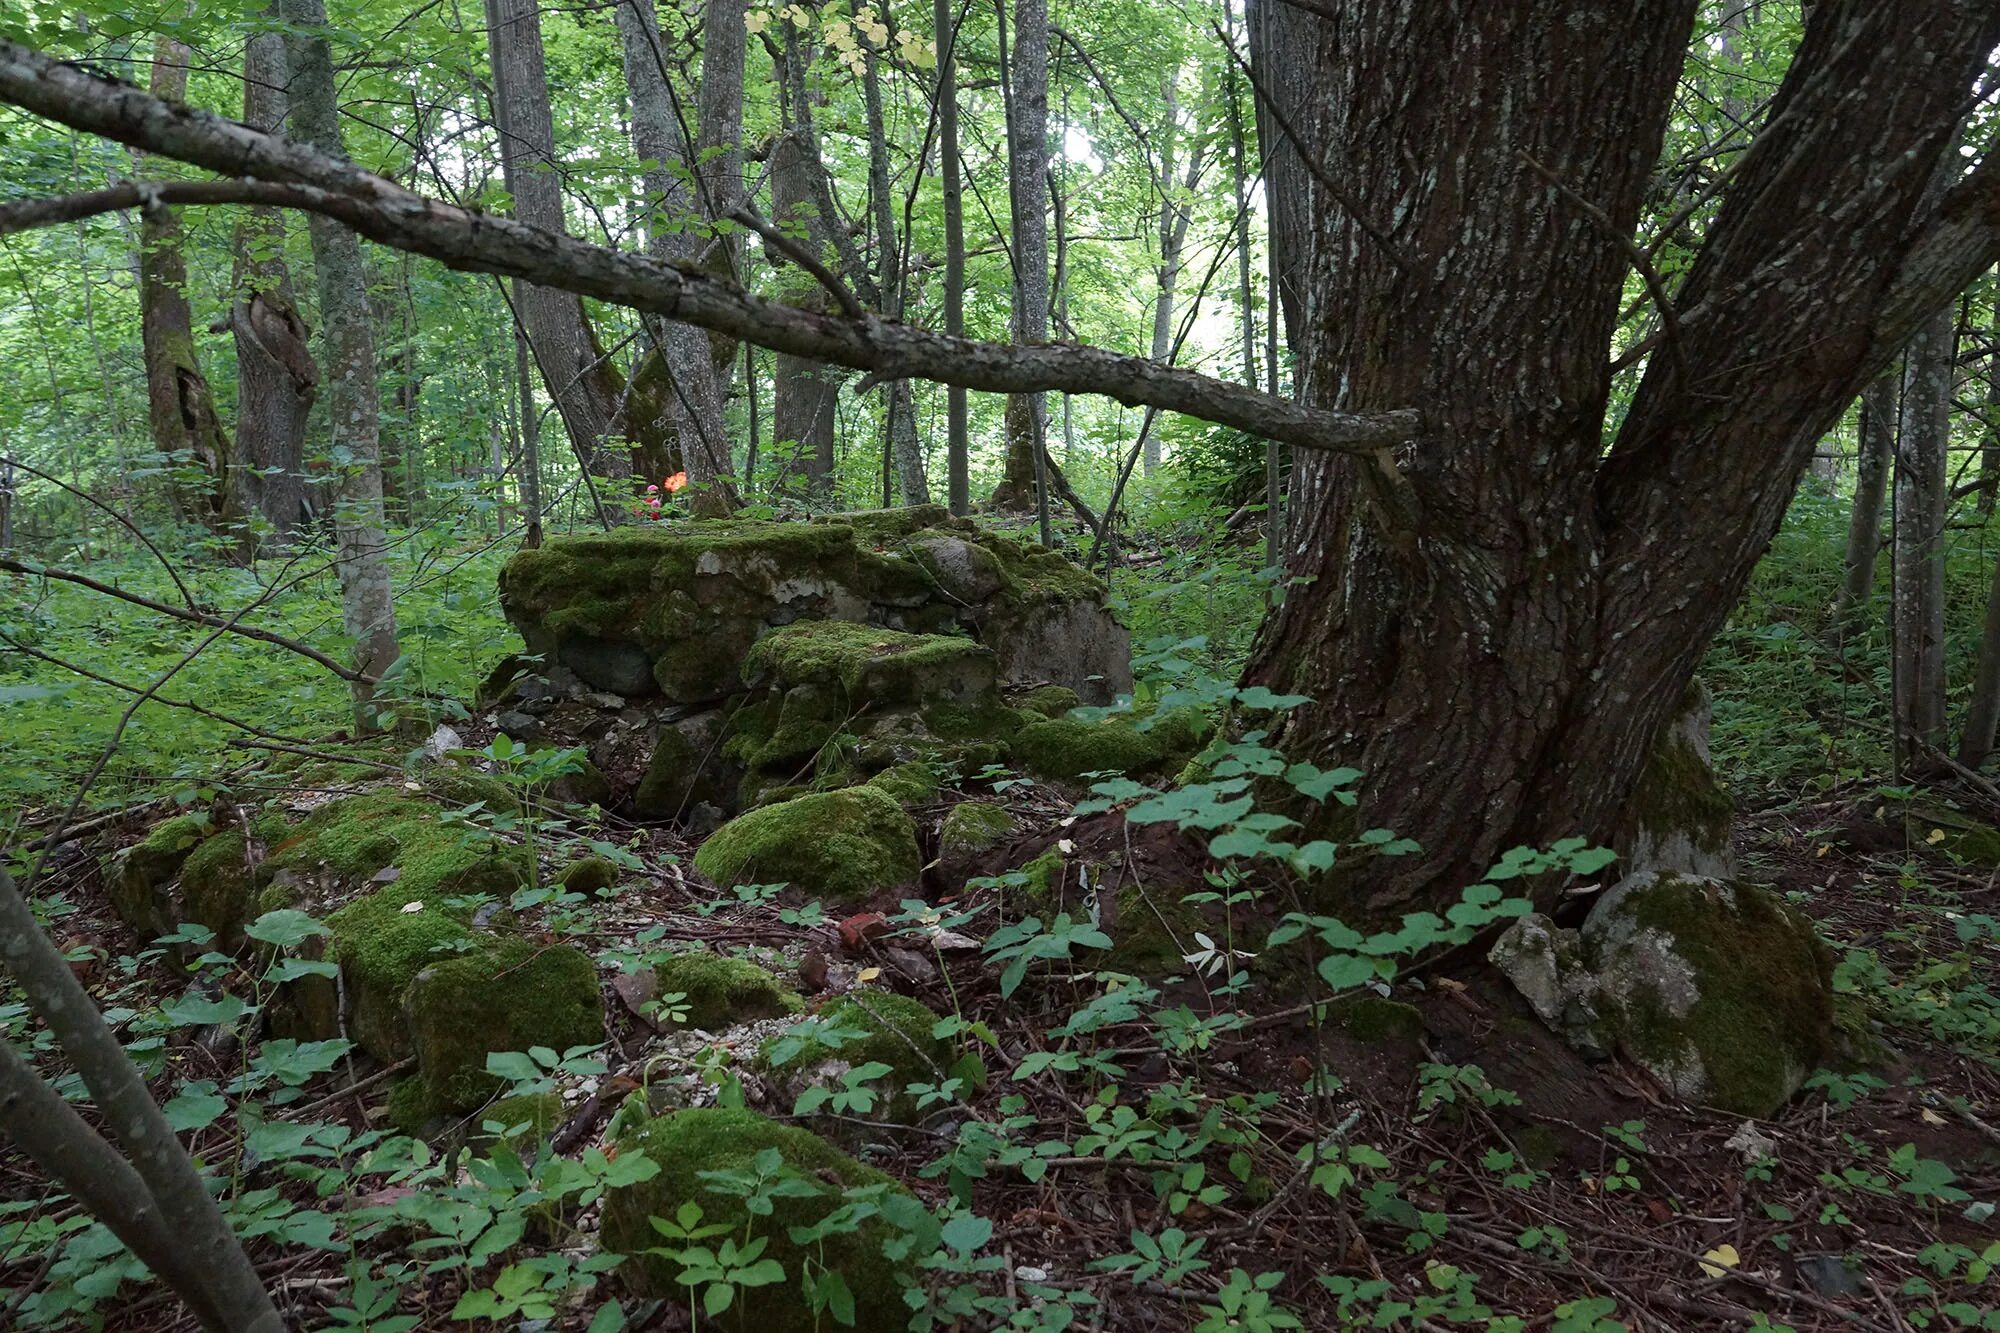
1015,685,1081,719
468,1091,567,1152
763,990,967,1123
1581,872,1834,1117
560,856,619,894
400,938,605,1125
1015,848,1200,975
745,620,999,709
107,813,214,943
323,890,483,1061
1905,801,2000,865
937,801,1015,864
601,1108,914,1325
634,710,739,821
1331,996,1425,1045
650,952,804,1031
1011,711,1205,784
863,759,942,806
264,789,530,905
694,786,919,901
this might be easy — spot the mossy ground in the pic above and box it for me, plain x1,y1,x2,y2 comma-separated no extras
265,789,529,904
693,786,919,900
399,937,605,1126
559,855,618,894
938,801,1015,861
600,1108,913,1328
650,951,803,1030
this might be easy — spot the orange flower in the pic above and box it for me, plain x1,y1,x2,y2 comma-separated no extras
662,471,689,493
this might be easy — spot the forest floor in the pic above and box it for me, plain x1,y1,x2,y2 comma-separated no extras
9,747,1998,1331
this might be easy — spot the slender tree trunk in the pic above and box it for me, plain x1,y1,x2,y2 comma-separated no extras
1957,546,2000,767
485,0,633,500
1141,77,1182,477
282,0,401,721
859,9,930,505
0,868,281,1331
514,310,542,546
229,24,315,548
1893,309,1953,762
937,0,969,514
992,0,1051,542
1837,376,1895,622
137,37,234,534
1982,277,1999,516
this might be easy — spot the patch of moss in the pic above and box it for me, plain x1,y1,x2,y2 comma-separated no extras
1015,685,1080,719
600,1108,914,1326
265,790,529,904
1014,849,1199,975
323,890,482,1061
921,699,1030,745
864,759,941,805
108,812,213,942
651,952,804,1030
1907,802,2000,866
1332,996,1426,1045
560,856,618,894
744,620,996,707
1012,716,1170,782
472,1091,566,1149
400,937,605,1124
937,801,1015,862
764,989,972,1122
694,786,919,901
1598,876,1833,1117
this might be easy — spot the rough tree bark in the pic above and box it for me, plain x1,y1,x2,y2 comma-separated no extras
484,0,633,493
1894,307,1954,761
938,0,968,514
137,36,234,533
228,23,315,546
992,0,1051,539
281,0,401,720
768,40,842,499
1245,0,2000,915
1837,376,1895,623
859,5,930,506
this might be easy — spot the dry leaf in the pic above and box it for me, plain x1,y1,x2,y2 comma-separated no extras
1921,1107,1947,1125
856,966,882,982
1926,828,1947,845
1698,1243,1740,1279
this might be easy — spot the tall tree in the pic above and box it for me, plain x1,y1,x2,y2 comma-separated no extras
228,23,316,545
859,0,930,506
937,0,969,514
280,0,401,721
991,0,1051,541
1244,0,2000,914
137,36,234,534
1893,310,1954,765
767,38,843,499
615,0,737,511
1837,377,1894,623
484,0,630,493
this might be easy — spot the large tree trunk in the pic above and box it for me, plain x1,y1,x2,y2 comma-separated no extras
1245,0,2000,918
1893,307,1954,762
281,0,401,722
137,37,234,534
767,99,841,500
615,0,735,509
1836,376,1894,623
484,0,633,499
228,24,315,547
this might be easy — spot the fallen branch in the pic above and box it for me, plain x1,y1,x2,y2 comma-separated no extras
0,39,1422,459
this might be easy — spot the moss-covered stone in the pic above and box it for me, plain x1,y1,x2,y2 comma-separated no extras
400,938,605,1124
863,759,941,806
107,813,213,943
265,790,530,905
745,620,998,708
1015,685,1081,719
1582,872,1833,1117
469,1091,567,1151
694,786,919,900
560,855,618,894
601,1108,914,1325
763,990,968,1124
937,801,1015,863
1014,848,1200,975
323,890,480,1061
1012,716,1173,783
650,952,804,1030
1905,801,2000,865
1332,996,1425,1045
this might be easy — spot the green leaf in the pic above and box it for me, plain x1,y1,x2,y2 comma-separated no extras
244,909,329,947
1317,955,1377,991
